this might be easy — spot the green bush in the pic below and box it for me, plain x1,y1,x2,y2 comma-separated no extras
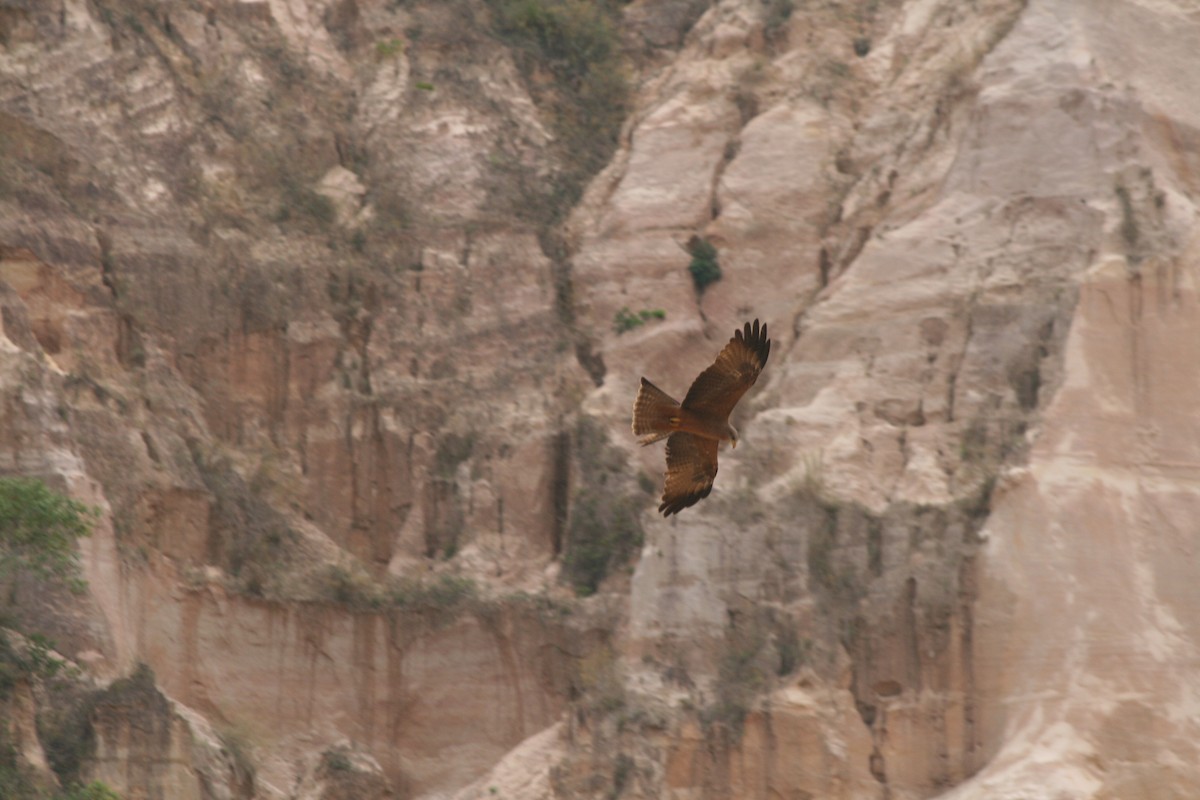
374,38,404,59
321,568,479,616
388,574,478,611
322,564,382,609
0,478,97,597
612,306,666,334
61,782,123,800
0,632,71,696
687,237,722,293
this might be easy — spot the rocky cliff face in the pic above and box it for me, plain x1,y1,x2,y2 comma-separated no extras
3,0,1200,797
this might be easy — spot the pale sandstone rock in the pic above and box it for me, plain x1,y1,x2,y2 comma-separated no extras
932,1,1200,796
128,573,569,795
1,676,58,789
448,722,564,800
665,681,878,799
602,95,736,235
577,0,1200,796
85,667,243,800
3,0,1200,797
316,166,368,227
262,0,352,81
287,740,394,800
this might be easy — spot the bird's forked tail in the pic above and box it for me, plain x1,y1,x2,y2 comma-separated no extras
632,377,681,445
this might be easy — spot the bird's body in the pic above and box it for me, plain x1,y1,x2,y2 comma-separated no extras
632,319,771,515
632,380,732,444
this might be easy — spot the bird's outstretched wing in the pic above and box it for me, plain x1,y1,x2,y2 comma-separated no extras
681,319,771,419
659,432,719,516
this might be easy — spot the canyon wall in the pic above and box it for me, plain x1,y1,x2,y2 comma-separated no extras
3,0,1200,798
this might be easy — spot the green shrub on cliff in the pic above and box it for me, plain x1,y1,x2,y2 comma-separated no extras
687,237,722,294
0,477,97,601
488,0,629,222
62,782,123,800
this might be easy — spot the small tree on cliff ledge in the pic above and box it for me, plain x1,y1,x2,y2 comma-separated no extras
0,477,97,606
686,235,722,294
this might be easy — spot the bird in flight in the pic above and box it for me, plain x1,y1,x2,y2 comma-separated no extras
632,319,771,515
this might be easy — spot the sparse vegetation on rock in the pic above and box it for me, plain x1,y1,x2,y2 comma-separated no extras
686,236,722,294
4,0,1198,796
488,0,630,223
612,306,666,334
0,478,96,599
561,418,647,596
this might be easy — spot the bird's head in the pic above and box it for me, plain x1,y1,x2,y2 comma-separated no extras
727,423,739,448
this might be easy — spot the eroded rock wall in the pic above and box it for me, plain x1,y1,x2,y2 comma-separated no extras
2,0,590,796
566,0,1200,798
4,0,1200,798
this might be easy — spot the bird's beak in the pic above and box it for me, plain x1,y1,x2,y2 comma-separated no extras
731,439,737,449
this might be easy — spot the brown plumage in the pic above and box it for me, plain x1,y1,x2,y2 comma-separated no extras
632,319,771,516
